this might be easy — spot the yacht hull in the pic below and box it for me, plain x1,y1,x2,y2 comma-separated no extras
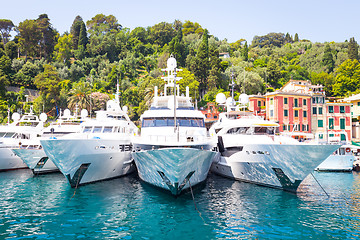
211,144,340,192
0,148,27,171
132,147,218,195
41,139,135,187
315,154,354,172
12,148,59,174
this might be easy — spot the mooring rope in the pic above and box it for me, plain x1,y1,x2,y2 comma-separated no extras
310,172,330,198
188,178,206,224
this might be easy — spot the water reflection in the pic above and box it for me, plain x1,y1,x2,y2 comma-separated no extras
1,170,360,239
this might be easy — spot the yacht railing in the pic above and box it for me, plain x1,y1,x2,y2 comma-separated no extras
143,134,209,143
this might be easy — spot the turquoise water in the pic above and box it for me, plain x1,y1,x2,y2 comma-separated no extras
1,170,360,239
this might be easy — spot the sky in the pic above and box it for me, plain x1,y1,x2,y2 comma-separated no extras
3,0,360,43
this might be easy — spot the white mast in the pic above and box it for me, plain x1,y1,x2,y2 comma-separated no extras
161,55,182,133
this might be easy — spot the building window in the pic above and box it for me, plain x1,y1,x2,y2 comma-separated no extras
283,124,286,131
319,133,323,139
341,134,346,141
294,110,299,117
318,120,323,128
358,102,360,106
303,111,307,118
313,107,317,115
318,107,323,115
340,118,345,129
294,99,298,107
312,97,316,104
303,99,307,106
270,98,273,105
258,101,261,107
340,106,345,113
329,118,334,129
284,109,288,117
284,98,288,104
328,106,334,113
270,110,273,117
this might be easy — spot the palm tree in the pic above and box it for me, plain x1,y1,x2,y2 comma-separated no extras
68,81,91,111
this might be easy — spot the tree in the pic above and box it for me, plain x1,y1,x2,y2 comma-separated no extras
34,65,62,115
37,14,57,60
78,22,88,48
252,32,285,48
285,33,293,43
68,81,91,111
242,41,249,61
322,44,335,73
294,33,299,42
4,41,18,59
70,16,83,49
54,34,73,65
148,22,176,47
17,19,42,60
182,20,204,36
86,14,121,36
348,37,359,60
333,59,360,96
0,19,14,45
190,29,209,96
177,68,199,99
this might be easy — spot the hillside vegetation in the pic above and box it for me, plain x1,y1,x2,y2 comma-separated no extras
0,14,359,122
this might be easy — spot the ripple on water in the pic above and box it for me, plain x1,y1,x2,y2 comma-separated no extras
1,170,360,239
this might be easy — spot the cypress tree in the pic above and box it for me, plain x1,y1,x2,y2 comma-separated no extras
191,29,209,96
322,44,335,73
242,41,248,61
78,22,88,48
294,33,299,42
70,16,83,50
348,37,359,60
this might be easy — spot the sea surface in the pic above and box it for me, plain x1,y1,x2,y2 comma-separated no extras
1,169,360,240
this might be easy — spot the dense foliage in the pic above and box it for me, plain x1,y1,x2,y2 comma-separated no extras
0,14,359,123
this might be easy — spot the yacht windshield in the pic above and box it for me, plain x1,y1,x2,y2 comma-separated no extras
142,117,205,128
227,126,278,135
83,126,92,133
103,127,113,133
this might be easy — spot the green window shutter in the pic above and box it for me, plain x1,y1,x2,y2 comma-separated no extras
318,120,323,127
329,118,334,129
340,118,345,129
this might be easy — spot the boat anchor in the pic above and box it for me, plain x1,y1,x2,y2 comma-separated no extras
157,170,195,195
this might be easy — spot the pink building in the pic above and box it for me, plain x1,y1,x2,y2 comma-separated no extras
265,92,312,133
248,95,266,118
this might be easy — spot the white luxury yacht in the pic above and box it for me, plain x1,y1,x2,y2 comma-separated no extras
12,108,86,174
209,94,340,193
131,56,218,196
314,133,355,172
0,107,46,171
40,86,138,187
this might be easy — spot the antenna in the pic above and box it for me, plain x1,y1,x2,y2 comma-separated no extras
161,54,182,134
115,78,120,105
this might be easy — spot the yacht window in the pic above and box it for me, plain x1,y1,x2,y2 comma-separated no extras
114,126,119,133
83,126,92,133
156,118,167,127
142,119,155,127
191,119,201,127
4,132,15,138
227,127,249,134
0,132,5,138
179,118,191,127
339,148,345,155
103,127,113,133
142,117,204,128
93,126,102,133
